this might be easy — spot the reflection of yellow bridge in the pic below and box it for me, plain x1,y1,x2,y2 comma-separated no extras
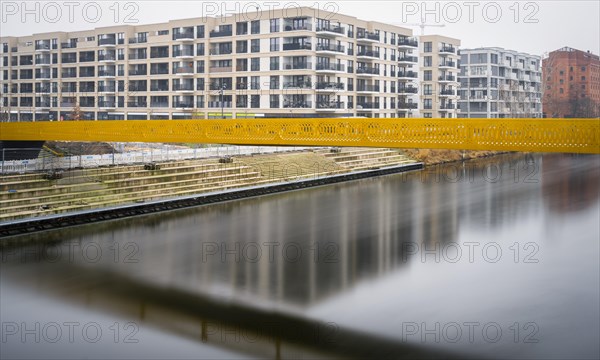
2,118,599,154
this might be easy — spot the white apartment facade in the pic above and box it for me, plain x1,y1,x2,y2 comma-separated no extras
0,7,420,121
458,47,542,118
419,35,461,118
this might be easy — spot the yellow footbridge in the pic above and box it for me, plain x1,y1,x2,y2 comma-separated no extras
1,118,599,154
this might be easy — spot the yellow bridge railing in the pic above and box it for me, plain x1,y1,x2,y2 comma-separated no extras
1,118,599,154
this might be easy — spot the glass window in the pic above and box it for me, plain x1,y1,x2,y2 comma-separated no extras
424,42,432,53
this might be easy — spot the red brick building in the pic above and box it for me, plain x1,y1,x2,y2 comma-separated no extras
542,47,600,118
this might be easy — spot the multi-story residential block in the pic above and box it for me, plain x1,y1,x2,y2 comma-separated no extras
458,47,542,118
542,47,600,118
418,35,461,118
0,7,420,121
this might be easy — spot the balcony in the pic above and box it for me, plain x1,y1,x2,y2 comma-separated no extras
36,71,51,80
316,82,344,90
174,102,195,109
440,103,457,110
129,37,147,44
98,54,116,62
283,62,312,70
357,50,380,59
130,53,148,60
439,61,456,68
209,48,233,56
174,66,195,75
440,89,456,96
98,38,116,46
60,101,76,108
398,38,418,48
284,82,313,89
208,101,233,108
173,31,195,41
316,44,345,53
316,101,344,110
209,66,233,73
439,75,457,82
173,49,195,58
35,43,50,51
397,102,418,110
61,42,77,49
316,63,344,72
150,102,169,108
98,101,116,108
440,45,456,54
173,83,195,92
316,25,345,36
357,31,379,42
283,23,312,31
127,102,147,108
35,100,51,108
398,56,418,64
283,43,312,51
356,102,378,109
356,67,379,76
398,86,418,94
129,69,147,76
283,101,312,108
98,85,116,92
398,71,418,79
210,29,233,38
357,85,380,92
98,70,116,77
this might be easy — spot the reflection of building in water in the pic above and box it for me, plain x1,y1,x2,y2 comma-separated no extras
542,154,600,214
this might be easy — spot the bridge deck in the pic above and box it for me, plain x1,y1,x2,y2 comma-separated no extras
1,118,599,154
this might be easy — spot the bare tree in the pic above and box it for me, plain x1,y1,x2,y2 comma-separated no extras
70,103,83,121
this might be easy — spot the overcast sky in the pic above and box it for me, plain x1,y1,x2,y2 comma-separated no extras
1,0,598,56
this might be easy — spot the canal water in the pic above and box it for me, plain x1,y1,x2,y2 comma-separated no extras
1,154,598,359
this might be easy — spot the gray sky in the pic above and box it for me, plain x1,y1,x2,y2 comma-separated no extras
1,0,598,56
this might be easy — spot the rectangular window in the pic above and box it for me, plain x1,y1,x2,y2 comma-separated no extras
250,76,260,90
424,56,432,67
251,39,260,53
270,57,279,71
424,70,432,81
270,94,279,108
270,19,280,32
270,38,279,52
251,94,260,108
270,76,279,89
424,42,432,53
236,22,248,35
423,84,432,95
251,21,260,34
424,99,432,109
251,58,260,71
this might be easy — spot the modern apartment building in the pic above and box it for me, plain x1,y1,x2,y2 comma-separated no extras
418,35,460,118
542,47,600,118
0,7,420,121
458,47,542,118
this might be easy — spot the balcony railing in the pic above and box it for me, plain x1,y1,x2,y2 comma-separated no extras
357,50,380,58
173,102,195,108
357,32,379,41
398,87,418,94
173,84,195,91
439,75,456,81
98,38,116,46
208,101,233,108
356,67,379,75
283,101,312,108
317,101,344,109
316,25,345,34
61,42,77,49
283,82,312,89
283,62,312,70
173,49,195,58
316,82,344,90
174,66,194,74
283,43,312,51
316,63,344,72
209,66,233,73
129,37,147,44
98,101,116,108
440,46,456,53
210,29,233,38
150,102,169,107
398,56,418,63
127,102,147,108
129,69,147,76
98,54,116,61
398,71,418,78
173,31,195,40
440,103,457,109
283,23,312,31
440,61,456,67
98,70,116,77
357,85,380,92
316,44,345,53
398,103,418,109
35,43,50,51
398,38,418,47
356,102,378,109
210,48,233,55
98,86,116,92
440,89,456,95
